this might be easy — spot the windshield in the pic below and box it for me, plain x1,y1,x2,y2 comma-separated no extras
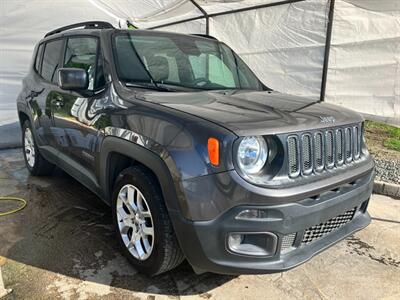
113,32,265,91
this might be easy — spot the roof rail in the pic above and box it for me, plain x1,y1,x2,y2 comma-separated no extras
191,34,217,40
44,21,114,38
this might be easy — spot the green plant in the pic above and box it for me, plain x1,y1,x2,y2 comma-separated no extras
384,138,400,151
365,120,400,152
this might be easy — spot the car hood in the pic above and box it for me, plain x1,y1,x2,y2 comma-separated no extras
141,90,364,136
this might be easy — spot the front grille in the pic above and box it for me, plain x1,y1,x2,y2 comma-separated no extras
287,124,362,178
301,207,357,245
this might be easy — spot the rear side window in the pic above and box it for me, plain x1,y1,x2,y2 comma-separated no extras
34,44,44,72
41,39,63,84
63,37,103,90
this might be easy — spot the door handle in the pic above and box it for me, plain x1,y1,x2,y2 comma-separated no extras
51,97,64,109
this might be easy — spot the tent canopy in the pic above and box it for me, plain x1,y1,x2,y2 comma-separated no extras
0,0,398,125
89,0,289,28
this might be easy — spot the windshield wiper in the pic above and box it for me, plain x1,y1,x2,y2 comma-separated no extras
123,36,172,92
124,81,173,92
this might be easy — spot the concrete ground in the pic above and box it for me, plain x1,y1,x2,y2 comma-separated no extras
0,148,399,300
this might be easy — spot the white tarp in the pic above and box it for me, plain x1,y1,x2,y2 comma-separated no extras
0,0,118,124
0,0,399,125
326,0,400,125
206,0,328,99
89,0,329,98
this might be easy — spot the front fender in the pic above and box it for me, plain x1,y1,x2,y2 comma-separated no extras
98,136,183,214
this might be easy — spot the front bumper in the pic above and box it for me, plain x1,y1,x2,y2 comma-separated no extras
171,169,374,275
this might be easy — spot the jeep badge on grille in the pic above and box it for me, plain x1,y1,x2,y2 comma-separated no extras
319,116,336,124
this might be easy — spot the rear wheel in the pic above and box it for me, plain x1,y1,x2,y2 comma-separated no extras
112,166,184,276
22,120,54,176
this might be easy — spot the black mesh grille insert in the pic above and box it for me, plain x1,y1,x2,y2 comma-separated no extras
288,136,299,177
301,134,312,174
353,126,360,159
345,127,352,162
314,132,324,171
336,129,344,165
326,130,334,168
301,207,357,245
281,233,296,253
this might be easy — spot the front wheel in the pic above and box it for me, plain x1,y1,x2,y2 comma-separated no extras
112,166,184,276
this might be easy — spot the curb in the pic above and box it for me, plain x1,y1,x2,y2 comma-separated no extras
373,181,400,199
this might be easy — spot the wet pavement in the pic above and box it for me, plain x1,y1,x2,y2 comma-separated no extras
0,148,399,300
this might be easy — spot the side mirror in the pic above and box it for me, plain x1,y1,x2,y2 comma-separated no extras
58,68,89,91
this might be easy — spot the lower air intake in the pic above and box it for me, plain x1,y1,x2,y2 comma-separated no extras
301,207,357,245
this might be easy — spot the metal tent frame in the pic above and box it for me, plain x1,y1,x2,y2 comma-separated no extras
148,0,335,102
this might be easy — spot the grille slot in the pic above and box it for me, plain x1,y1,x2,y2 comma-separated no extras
326,130,334,168
288,136,300,177
301,207,357,245
314,132,324,172
353,126,360,159
345,127,352,163
336,129,344,166
301,134,313,174
286,124,362,178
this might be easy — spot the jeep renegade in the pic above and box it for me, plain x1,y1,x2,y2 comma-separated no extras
16,22,374,276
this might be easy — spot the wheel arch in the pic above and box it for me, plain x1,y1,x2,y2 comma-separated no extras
17,103,33,128
18,111,30,127
99,136,182,214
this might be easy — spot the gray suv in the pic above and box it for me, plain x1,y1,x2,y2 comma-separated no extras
16,22,374,276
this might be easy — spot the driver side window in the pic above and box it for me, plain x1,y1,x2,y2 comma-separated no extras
63,37,104,90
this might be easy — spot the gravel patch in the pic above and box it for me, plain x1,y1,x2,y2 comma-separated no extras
374,157,400,185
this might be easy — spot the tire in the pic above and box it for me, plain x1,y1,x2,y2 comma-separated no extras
112,166,185,276
22,120,54,176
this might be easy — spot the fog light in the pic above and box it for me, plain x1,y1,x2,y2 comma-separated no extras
227,232,277,256
227,234,244,249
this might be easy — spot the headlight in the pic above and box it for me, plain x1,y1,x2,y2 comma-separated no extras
237,136,268,175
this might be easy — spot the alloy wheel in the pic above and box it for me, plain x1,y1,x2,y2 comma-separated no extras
24,127,36,168
116,184,154,260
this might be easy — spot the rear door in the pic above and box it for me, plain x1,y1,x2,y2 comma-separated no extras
31,38,65,161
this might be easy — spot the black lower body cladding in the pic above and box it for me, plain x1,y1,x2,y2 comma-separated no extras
170,168,374,274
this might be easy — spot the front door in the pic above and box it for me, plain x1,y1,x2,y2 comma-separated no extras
50,36,106,189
